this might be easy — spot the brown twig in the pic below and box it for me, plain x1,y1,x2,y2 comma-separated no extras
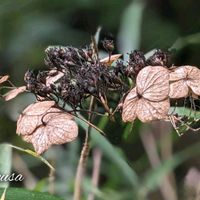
73,96,94,200
88,148,102,200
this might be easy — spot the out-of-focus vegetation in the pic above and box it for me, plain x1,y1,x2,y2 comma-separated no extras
0,0,200,200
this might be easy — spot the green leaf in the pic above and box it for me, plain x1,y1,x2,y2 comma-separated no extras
169,107,200,119
94,26,102,45
91,131,139,188
170,32,200,50
118,0,145,60
0,187,63,200
9,145,55,171
0,144,12,187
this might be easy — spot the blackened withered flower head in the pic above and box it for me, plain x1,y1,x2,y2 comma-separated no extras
24,69,62,100
125,50,146,78
45,46,89,70
24,45,125,109
146,49,172,67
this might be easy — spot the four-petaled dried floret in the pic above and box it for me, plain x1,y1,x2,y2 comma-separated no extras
122,66,170,123
16,101,78,154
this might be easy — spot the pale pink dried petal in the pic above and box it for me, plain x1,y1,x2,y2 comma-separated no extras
46,117,78,144
16,114,41,136
136,98,170,122
31,126,51,154
185,66,200,96
169,80,189,98
21,101,55,116
136,66,169,101
16,101,55,136
122,87,138,122
169,65,200,97
169,66,187,81
185,65,200,80
187,80,200,96
0,75,9,84
4,86,26,101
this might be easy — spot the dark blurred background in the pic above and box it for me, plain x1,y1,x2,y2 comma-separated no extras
0,0,200,200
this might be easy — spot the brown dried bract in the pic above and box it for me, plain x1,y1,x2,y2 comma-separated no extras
100,54,122,66
16,101,78,154
169,65,200,98
122,66,170,123
0,75,9,84
4,86,26,101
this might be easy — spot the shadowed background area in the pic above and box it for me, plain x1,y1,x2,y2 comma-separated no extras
0,0,200,199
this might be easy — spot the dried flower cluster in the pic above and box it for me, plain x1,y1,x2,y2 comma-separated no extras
1,40,200,153
122,64,200,135
24,46,125,109
23,47,172,109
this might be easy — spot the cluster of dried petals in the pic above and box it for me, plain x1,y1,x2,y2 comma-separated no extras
16,101,78,154
169,65,200,98
122,66,170,123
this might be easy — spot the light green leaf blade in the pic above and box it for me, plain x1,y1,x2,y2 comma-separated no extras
9,145,55,171
0,144,12,188
170,32,200,50
118,0,145,60
140,142,200,195
169,107,200,119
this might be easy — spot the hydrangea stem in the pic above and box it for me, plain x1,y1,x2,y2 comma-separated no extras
73,97,94,200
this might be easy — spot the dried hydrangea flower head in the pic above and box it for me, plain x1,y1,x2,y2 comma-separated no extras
17,101,78,154
169,65,200,98
122,66,170,123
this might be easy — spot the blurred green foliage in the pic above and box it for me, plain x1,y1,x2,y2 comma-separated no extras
0,0,200,199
